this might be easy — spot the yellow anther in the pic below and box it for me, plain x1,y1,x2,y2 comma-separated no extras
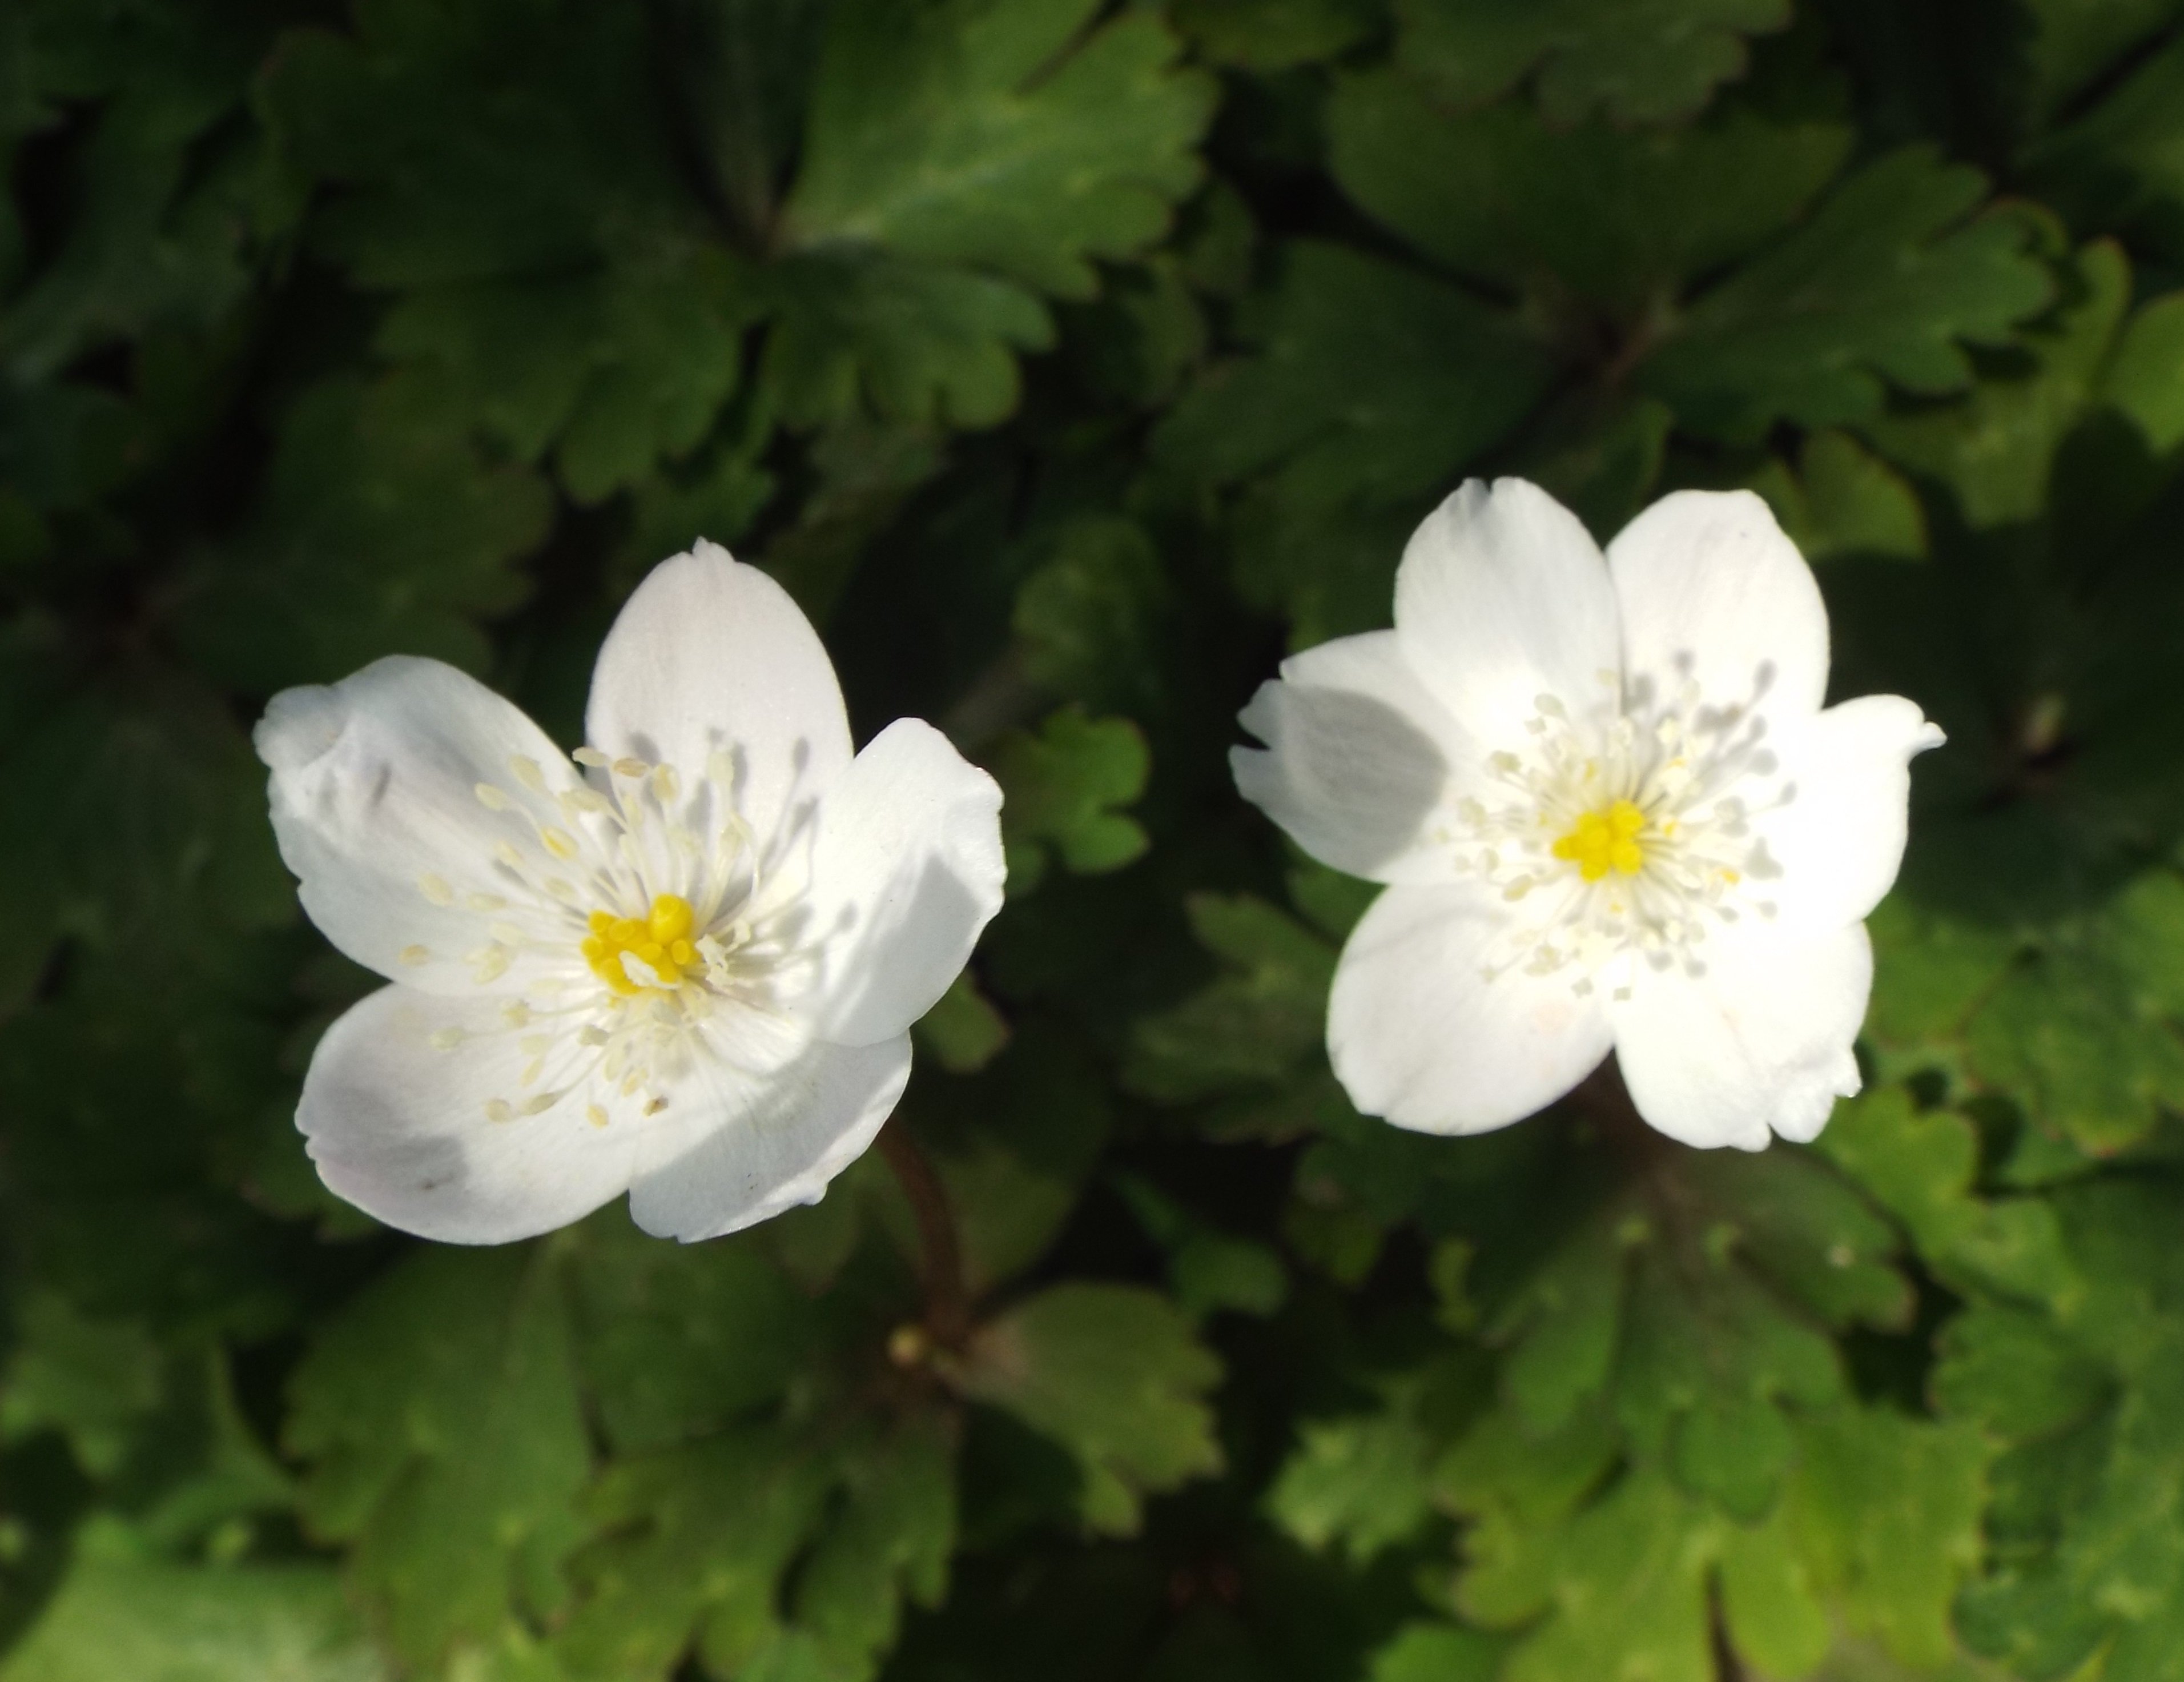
1551,799,1651,884
583,894,700,995
649,896,693,943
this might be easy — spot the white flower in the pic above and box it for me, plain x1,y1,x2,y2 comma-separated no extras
256,541,1004,1242
1232,479,1942,1150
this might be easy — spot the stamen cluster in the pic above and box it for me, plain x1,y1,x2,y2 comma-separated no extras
420,746,813,1128
1448,680,1786,991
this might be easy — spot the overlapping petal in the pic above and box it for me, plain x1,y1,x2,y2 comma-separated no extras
1608,921,1872,1150
1233,631,1469,885
256,656,581,995
1763,695,1945,932
800,719,1007,1046
585,541,855,854
297,986,637,1244
1328,880,1615,1135
627,1035,914,1242
1607,489,1831,725
1394,478,1622,748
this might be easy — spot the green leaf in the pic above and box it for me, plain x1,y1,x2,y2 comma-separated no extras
1011,516,1172,714
757,420,948,621
1751,429,1928,563
2025,29,2184,268
1124,894,1336,1104
565,1220,813,1455
1266,1411,1436,1563
1490,1470,1723,1682
1064,255,1209,408
176,378,550,692
791,1416,956,1673
770,0,1209,429
262,2,686,290
1785,1406,1992,1669
445,1625,575,1682
1815,1086,2080,1310
2016,0,2184,127
1435,1407,1612,1629
1863,892,2021,1052
285,1247,590,1668
1677,1150,1911,1331
2104,288,2184,455
1328,71,1850,311
952,1283,1222,1534
1116,1173,1289,1319
912,972,1012,1075
1160,234,1548,507
1864,239,2131,529
1171,0,1380,72
1447,1146,1923,1584
0,669,290,1013
0,1541,387,1682
1366,1623,1507,1682
1954,1188,2184,1682
1494,1215,1630,1438
1964,940,2184,1155
783,0,1212,298
1520,395,1675,539
383,252,764,503
1933,1301,2110,1441
259,0,761,499
914,1029,1111,1292
1394,0,1790,125
762,250,1052,431
1640,149,2054,440
0,1292,163,1478
1154,240,1555,641
1442,1405,1988,1681
565,1417,952,1682
0,5,284,383
988,708,1151,893
558,1427,832,1681
2103,869,2184,1017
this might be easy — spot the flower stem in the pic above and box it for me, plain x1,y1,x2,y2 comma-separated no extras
878,1123,971,1348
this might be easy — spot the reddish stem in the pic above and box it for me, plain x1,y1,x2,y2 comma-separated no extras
877,1124,971,1349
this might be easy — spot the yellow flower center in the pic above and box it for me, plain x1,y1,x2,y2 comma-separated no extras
582,893,699,995
1551,799,1649,884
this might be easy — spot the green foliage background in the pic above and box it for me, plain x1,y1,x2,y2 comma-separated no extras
5,0,2184,1677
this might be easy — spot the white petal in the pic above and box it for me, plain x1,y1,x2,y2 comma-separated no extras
297,986,637,1243
1393,479,1622,749
1327,881,1614,1135
796,719,1006,1046
1608,921,1872,1151
585,541,854,856
256,656,582,995
627,1035,913,1242
1761,696,1945,932
1607,489,1830,725
1233,631,1473,885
